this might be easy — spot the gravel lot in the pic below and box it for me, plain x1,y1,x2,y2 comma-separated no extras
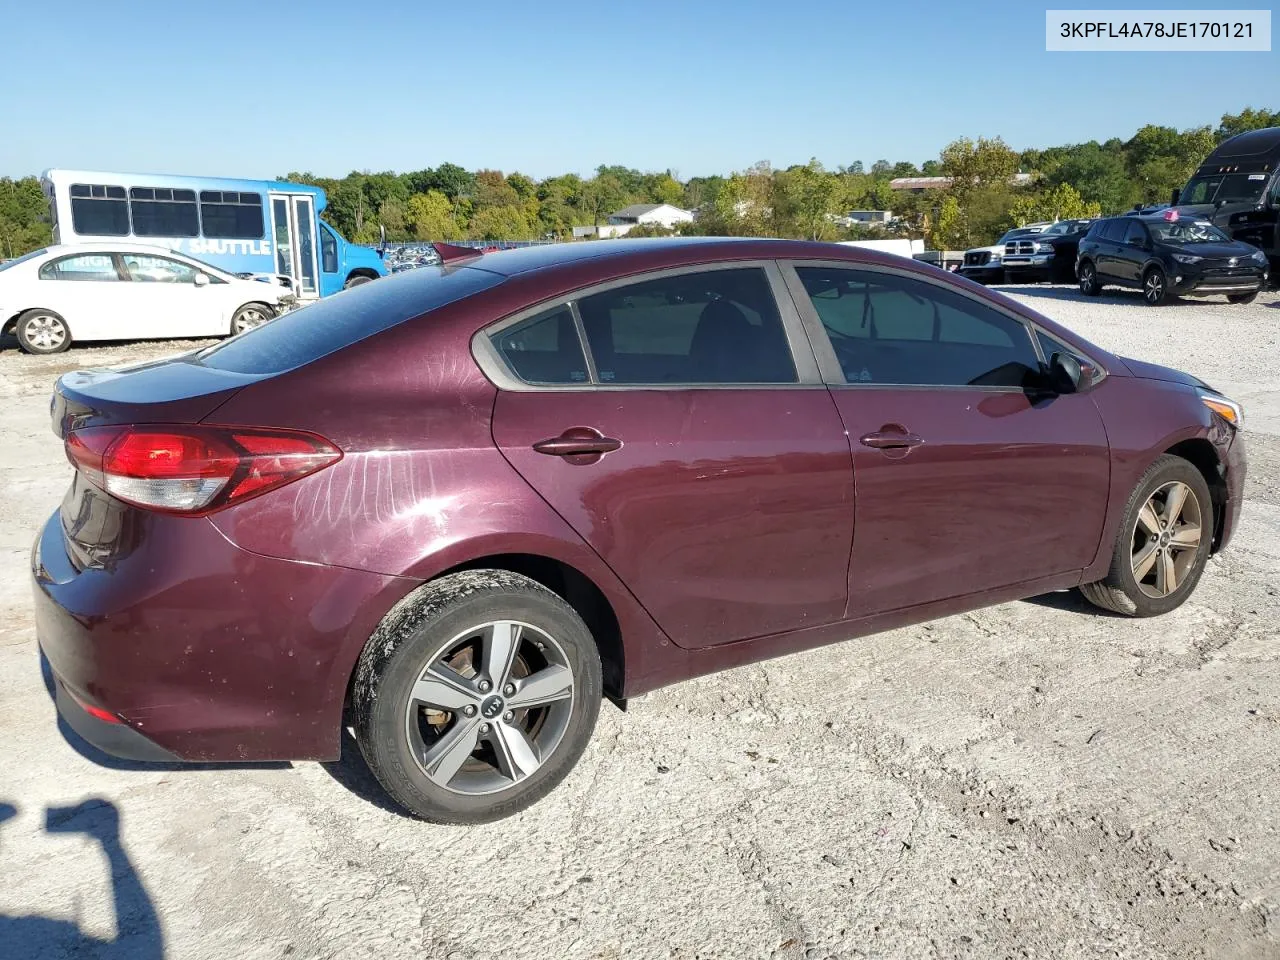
1,285,1277,960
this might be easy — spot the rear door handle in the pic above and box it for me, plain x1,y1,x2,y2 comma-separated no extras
859,430,924,450
533,428,621,458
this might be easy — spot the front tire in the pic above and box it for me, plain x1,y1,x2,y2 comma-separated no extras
1142,266,1173,306
344,274,374,289
230,303,274,336
1078,261,1102,296
352,571,602,824
1080,455,1212,617
16,309,72,354
1227,292,1258,305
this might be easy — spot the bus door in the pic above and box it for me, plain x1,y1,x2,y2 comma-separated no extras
269,193,321,298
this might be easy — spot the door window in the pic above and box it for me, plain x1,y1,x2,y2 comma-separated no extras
38,254,120,281
1099,219,1127,242
494,306,588,385
121,254,199,283
320,223,339,273
574,268,796,384
1123,220,1149,246
795,266,1040,387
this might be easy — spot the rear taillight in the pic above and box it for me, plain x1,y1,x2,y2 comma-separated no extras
65,425,342,514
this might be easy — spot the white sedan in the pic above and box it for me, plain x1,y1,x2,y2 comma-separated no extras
0,242,290,354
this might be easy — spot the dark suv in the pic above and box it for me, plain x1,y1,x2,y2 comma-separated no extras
1076,214,1269,305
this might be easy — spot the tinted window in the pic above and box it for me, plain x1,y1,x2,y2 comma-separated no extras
70,184,129,236
121,254,198,283
1180,177,1222,204
494,306,588,385
1123,221,1149,245
575,268,795,384
796,267,1040,387
199,265,504,375
199,191,265,239
1215,173,1268,203
1099,219,1128,242
38,253,119,281
129,187,199,237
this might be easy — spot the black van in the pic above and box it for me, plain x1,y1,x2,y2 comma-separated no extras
1171,127,1280,276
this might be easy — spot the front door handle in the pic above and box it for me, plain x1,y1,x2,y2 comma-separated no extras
859,429,924,450
533,427,621,459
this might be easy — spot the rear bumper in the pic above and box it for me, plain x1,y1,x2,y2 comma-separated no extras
32,509,412,762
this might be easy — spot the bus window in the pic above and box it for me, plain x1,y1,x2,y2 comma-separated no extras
70,184,129,236
200,191,265,239
130,187,199,237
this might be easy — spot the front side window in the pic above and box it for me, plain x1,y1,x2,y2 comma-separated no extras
1123,221,1149,246
795,266,1040,388
129,187,198,237
1099,219,1128,242
199,191,265,239
38,253,120,281
69,184,129,236
494,306,588,385
575,268,796,384
121,254,199,283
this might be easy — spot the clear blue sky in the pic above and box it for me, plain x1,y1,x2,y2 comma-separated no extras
3,0,1274,180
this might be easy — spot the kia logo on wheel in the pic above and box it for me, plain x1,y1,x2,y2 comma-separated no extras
480,695,505,719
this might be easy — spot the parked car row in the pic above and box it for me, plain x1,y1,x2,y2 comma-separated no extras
0,243,293,353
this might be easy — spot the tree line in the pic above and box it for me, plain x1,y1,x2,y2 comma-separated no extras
1,107,1275,259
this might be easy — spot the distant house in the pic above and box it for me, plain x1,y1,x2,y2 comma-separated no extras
889,174,1033,193
574,203,694,239
846,210,893,224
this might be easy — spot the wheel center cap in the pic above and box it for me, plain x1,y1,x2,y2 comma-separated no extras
1159,531,1171,546
480,694,505,719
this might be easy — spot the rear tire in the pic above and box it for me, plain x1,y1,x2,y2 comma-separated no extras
352,570,602,824
1227,292,1258,305
16,309,71,354
1078,261,1102,296
1080,455,1212,617
1142,266,1173,306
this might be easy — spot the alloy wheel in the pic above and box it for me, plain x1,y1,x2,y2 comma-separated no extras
233,307,268,334
1144,271,1165,304
25,314,67,351
1130,480,1202,598
1079,264,1094,293
403,620,575,795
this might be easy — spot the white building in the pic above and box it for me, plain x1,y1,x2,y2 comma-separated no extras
574,203,695,239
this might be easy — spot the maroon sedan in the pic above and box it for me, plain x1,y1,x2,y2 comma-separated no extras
33,238,1246,823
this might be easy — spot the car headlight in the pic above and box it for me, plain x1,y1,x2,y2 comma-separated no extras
1199,389,1244,428
989,254,1002,264
1034,242,1056,253
1253,250,1267,263
1172,253,1203,264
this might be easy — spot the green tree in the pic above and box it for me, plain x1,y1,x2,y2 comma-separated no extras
469,204,534,240
1216,107,1280,141
405,191,459,241
1124,124,1216,204
939,136,1020,200
932,194,963,249
774,159,842,240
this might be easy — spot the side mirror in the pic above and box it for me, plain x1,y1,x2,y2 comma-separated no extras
193,272,210,287
378,224,387,257
1049,352,1083,394
1170,188,1181,207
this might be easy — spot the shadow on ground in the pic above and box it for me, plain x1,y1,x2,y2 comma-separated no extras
319,727,414,819
1022,587,1121,616
0,798,165,959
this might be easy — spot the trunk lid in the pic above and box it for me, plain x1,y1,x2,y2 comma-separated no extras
52,355,265,438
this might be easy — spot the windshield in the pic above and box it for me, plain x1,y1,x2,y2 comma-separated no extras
1148,221,1231,244
1180,173,1269,205
0,248,47,273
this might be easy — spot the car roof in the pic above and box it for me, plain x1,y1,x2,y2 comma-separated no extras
457,236,932,281
41,241,187,257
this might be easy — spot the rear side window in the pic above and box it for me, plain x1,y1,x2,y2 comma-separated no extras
575,268,796,384
199,266,504,375
70,184,129,236
495,306,588,385
39,253,120,282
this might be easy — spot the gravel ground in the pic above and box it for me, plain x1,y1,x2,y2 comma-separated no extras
0,285,1277,960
